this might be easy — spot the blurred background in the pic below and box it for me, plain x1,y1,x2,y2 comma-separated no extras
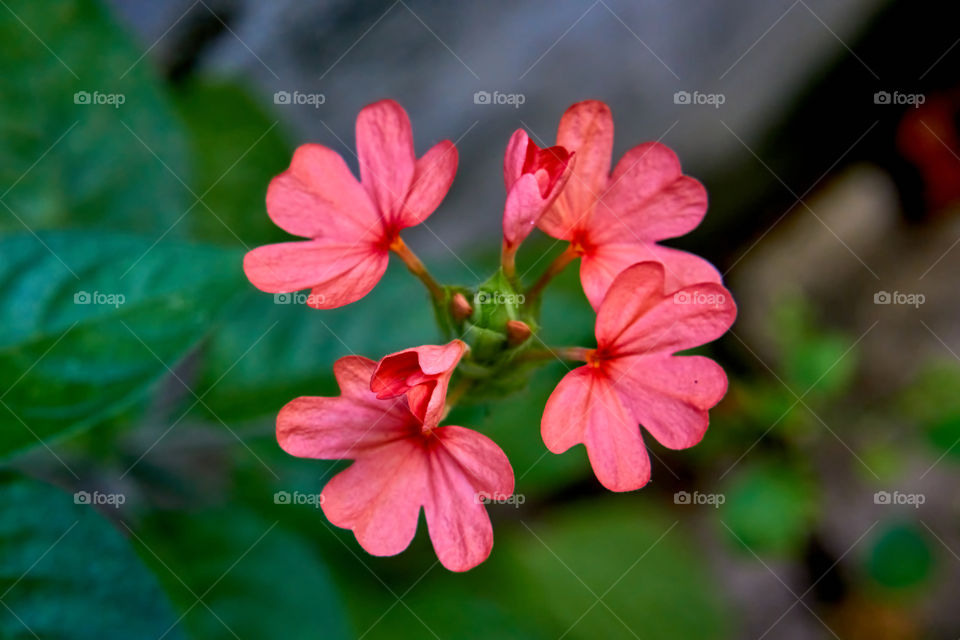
2,0,959,638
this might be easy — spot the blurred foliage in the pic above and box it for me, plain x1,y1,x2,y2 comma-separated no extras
0,0,190,234
899,362,960,462
865,522,934,591
0,232,242,460
135,507,350,640
721,459,819,556
0,473,185,639
171,80,292,245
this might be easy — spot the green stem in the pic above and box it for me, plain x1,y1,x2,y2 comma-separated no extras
390,236,444,303
525,244,578,306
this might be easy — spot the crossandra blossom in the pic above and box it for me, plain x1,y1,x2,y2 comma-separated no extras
501,130,573,252
244,99,457,309
276,340,514,571
538,100,722,309
541,262,736,491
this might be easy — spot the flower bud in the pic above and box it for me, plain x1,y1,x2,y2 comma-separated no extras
451,292,473,322
505,320,532,346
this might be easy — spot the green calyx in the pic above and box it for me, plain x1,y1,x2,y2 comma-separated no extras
435,268,541,400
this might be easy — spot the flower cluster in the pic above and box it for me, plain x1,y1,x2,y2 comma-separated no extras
245,99,736,571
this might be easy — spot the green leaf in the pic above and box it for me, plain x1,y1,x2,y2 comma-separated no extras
865,522,934,590
0,473,185,639
195,263,436,421
135,507,351,640
0,0,191,234
721,459,819,556
773,298,857,397
171,79,292,244
0,231,243,460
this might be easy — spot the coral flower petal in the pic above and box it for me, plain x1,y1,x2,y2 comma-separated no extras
592,143,707,244
540,100,614,239
400,140,458,228
356,99,417,224
266,143,380,240
607,354,728,450
541,367,651,491
243,240,388,309
424,426,514,571
595,263,736,356
371,340,467,428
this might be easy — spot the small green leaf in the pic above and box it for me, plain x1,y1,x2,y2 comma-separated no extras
866,522,934,590
721,459,819,556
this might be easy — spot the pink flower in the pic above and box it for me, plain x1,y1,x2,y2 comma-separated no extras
276,340,514,571
244,99,457,309
539,100,721,309
502,130,573,250
541,262,736,491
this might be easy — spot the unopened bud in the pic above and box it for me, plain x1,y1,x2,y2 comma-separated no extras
505,320,532,346
451,293,473,322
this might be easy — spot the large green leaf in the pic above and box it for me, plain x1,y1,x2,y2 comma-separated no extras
136,507,351,640
0,472,185,639
0,231,243,460
0,0,190,234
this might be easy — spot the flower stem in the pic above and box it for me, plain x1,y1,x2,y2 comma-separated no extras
525,244,579,305
515,346,591,363
501,242,518,282
390,236,444,303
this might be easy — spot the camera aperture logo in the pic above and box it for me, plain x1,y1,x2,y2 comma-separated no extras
873,91,925,108
74,290,125,308
874,490,925,508
674,90,725,109
674,490,725,508
474,491,525,507
275,292,326,306
274,90,326,108
74,90,125,108
274,490,324,508
473,91,525,108
474,291,525,306
74,490,126,508
874,290,924,308
673,290,725,308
